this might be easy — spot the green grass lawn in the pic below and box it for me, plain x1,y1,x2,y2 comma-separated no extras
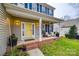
40,37,79,56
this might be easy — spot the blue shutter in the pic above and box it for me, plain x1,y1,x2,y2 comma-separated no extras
40,5,42,12
48,25,50,34
51,24,53,32
45,24,50,33
14,3,17,5
37,3,39,12
45,24,48,32
25,3,28,8
52,10,54,16
45,7,47,14
48,8,49,15
46,8,49,15
29,3,32,9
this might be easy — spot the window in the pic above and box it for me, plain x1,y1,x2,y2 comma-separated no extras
32,3,37,11
29,3,32,9
49,9,54,16
37,3,40,12
50,24,53,32
25,3,28,8
42,24,45,31
42,6,45,13
45,7,49,15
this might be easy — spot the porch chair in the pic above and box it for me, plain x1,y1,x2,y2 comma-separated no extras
45,32,51,37
50,32,55,37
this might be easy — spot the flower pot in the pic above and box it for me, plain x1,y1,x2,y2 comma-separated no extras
12,40,17,47
8,34,18,47
56,33,59,37
76,35,79,39
8,39,17,47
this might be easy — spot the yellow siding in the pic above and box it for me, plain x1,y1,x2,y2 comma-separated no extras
10,17,21,26
33,21,39,29
10,16,39,38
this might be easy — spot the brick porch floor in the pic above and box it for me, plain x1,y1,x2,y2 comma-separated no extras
17,37,58,50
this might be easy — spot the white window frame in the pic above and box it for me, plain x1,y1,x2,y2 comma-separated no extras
42,24,45,31
21,22,26,40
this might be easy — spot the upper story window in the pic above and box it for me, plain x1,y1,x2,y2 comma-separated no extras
45,7,49,15
42,6,45,13
13,3,54,16
32,3,37,11
25,3,32,9
49,10,54,16
29,3,32,9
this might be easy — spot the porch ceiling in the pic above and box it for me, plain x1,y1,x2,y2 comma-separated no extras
3,3,63,23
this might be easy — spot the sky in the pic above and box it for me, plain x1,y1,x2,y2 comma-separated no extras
48,3,79,20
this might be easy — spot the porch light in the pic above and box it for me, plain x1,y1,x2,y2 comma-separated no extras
15,20,20,26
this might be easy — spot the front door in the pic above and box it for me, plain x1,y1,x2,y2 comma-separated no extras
21,22,35,40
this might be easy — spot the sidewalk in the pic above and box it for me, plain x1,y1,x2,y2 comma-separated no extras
27,48,44,56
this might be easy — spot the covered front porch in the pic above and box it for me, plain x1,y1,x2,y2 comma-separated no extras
4,4,62,42
9,15,57,41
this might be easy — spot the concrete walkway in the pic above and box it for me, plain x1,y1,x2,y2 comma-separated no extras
27,48,44,56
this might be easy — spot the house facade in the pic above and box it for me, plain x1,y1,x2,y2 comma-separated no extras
54,18,79,36
0,3,62,55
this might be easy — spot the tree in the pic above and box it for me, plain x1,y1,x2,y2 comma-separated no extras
69,25,77,38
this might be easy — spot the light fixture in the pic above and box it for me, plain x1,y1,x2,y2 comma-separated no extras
15,20,20,26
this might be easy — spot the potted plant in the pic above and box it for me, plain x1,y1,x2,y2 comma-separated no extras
56,32,59,37
76,35,79,39
8,34,18,47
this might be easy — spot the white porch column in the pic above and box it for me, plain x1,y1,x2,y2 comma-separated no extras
39,18,42,41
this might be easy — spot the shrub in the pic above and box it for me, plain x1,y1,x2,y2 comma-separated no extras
4,46,28,56
76,35,79,39
69,25,77,39
65,34,69,38
66,25,77,39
